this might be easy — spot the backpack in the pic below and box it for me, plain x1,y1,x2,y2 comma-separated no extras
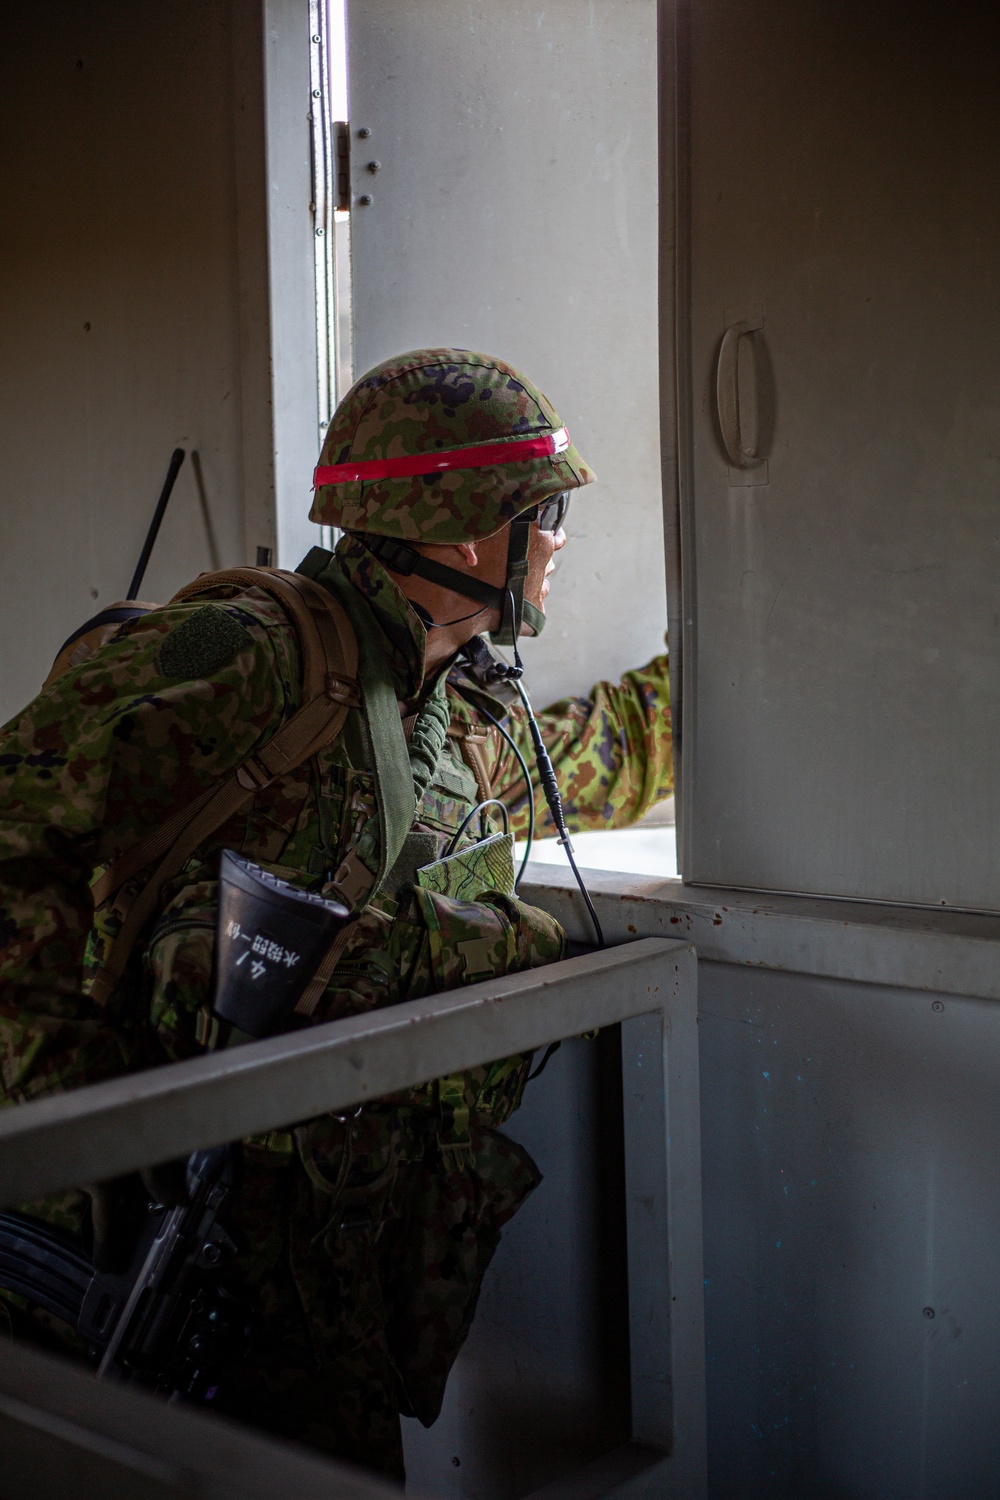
45,568,360,1008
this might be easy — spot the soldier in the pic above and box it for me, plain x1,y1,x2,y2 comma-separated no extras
0,348,672,1475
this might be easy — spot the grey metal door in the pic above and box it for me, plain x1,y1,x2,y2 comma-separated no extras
674,0,1000,910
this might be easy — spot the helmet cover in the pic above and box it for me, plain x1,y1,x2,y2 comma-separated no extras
310,348,596,543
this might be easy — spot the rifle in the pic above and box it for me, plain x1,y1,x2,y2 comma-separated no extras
0,853,350,1398
0,1146,250,1401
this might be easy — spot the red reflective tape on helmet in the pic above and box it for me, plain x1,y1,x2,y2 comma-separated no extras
313,427,570,488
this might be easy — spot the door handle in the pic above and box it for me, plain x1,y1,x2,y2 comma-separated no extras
716,314,764,468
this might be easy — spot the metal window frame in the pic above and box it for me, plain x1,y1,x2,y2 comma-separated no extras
309,0,336,446
0,938,705,1500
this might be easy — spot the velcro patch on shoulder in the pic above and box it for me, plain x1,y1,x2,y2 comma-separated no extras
158,605,254,680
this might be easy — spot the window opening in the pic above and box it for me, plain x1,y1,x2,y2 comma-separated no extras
516,797,677,881
319,4,673,883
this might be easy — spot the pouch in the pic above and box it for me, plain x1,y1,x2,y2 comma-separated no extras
144,878,219,1059
415,831,515,901
410,885,565,988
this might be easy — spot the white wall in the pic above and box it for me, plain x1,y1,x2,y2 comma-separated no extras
0,1,280,724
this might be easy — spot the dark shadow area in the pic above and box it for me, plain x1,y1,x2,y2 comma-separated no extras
402,1030,632,1499
190,449,223,574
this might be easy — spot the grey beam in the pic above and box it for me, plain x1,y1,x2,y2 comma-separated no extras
523,866,1000,1002
0,1337,399,1500
0,938,686,1207
524,1443,671,1500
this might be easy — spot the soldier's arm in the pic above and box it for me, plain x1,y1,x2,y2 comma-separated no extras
0,596,297,1102
489,645,673,838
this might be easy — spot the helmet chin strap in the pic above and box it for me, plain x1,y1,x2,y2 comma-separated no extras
520,599,547,637
488,516,532,647
355,518,547,643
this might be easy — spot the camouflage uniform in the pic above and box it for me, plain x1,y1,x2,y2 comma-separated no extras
0,351,672,1476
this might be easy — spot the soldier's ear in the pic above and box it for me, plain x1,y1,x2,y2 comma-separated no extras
415,538,480,567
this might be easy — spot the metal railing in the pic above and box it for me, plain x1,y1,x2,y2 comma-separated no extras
0,937,705,1500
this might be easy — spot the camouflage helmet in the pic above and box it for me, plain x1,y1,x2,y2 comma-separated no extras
310,348,596,543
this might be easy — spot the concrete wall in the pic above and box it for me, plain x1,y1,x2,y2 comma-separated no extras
0,1,276,725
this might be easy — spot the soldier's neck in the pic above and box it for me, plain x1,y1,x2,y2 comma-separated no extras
419,620,485,682
392,576,497,684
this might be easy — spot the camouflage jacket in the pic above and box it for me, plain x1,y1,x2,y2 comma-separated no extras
0,533,672,1461
0,532,673,1107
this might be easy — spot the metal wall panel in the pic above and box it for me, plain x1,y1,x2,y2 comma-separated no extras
345,0,665,710
524,872,1000,1499
674,0,1000,908
699,959,1000,1500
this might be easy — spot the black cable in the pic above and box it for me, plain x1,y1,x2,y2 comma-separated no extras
454,686,535,888
526,1041,561,1083
426,605,489,629
513,679,605,950
444,798,510,857
561,840,606,949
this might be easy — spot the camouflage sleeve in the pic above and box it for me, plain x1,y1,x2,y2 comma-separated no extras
0,594,299,1103
488,645,673,838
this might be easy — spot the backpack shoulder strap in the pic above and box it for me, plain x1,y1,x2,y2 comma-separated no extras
88,567,359,1006
91,567,357,906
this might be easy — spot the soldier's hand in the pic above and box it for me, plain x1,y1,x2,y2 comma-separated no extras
86,1159,188,1274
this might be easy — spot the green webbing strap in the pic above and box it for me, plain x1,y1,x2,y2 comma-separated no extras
520,598,547,637
302,559,416,904
361,535,503,613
